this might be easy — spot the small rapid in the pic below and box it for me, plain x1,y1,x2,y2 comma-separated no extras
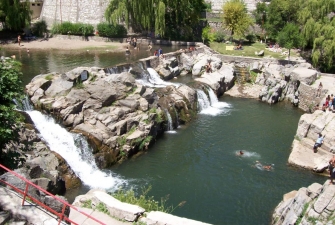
196,89,231,116
136,67,180,88
26,110,125,190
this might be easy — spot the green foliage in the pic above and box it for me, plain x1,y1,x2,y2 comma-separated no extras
96,22,127,38
149,107,157,114
252,2,268,28
155,112,163,123
82,200,92,209
202,26,215,44
205,2,212,12
222,0,254,39
0,58,24,168
74,81,84,89
96,202,109,215
0,0,31,31
105,0,205,40
31,20,48,37
51,22,94,36
277,23,303,60
296,203,309,225
139,136,152,150
245,33,256,43
112,185,186,213
297,0,335,71
117,136,127,147
265,0,299,38
213,30,226,42
45,74,53,81
249,70,258,84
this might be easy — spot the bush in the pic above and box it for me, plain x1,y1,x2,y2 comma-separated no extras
245,33,256,43
97,23,127,38
214,30,226,42
31,20,48,37
51,22,94,36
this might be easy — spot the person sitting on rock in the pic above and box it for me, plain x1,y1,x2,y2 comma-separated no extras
313,133,325,153
205,61,212,73
329,156,335,184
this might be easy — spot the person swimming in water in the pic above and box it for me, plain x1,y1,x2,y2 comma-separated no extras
236,150,244,156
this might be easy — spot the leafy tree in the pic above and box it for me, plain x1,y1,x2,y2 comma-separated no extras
252,2,268,39
105,0,206,40
0,0,31,31
297,0,335,70
277,23,302,61
222,0,253,39
0,58,24,168
201,26,215,44
265,0,299,38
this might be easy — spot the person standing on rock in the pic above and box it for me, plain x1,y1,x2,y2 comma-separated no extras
316,82,323,97
329,156,335,184
313,133,325,153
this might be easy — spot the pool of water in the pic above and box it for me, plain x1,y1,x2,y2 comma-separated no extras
1,47,326,224
111,97,324,225
0,45,179,85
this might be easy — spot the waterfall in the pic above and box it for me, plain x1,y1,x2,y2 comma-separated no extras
207,87,231,109
197,89,231,116
147,68,180,87
26,110,125,190
164,109,176,133
196,90,211,112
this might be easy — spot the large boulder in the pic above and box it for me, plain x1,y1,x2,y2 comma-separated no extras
290,68,318,85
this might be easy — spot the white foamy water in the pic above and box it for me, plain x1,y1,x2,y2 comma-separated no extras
136,68,180,88
27,110,125,190
197,89,231,116
235,150,261,158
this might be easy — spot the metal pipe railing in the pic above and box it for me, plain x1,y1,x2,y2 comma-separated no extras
0,164,106,225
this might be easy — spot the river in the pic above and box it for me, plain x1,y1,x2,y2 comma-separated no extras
1,46,325,225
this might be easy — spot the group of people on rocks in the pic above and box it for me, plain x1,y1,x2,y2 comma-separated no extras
314,82,335,113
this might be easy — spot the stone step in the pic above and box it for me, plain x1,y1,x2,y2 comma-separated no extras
0,211,10,225
7,221,27,225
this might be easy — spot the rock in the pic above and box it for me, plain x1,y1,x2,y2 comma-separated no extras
192,54,222,76
44,77,73,97
255,50,264,56
290,68,318,85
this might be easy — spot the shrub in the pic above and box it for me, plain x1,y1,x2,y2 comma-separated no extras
97,23,127,38
214,30,225,42
31,20,48,37
112,185,186,213
51,22,94,36
245,33,256,43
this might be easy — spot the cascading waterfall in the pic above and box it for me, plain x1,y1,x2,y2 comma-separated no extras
196,90,211,112
136,68,180,88
26,110,125,190
164,109,176,133
207,87,231,109
197,89,231,116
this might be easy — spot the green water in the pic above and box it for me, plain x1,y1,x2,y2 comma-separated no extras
1,47,326,224
112,97,324,225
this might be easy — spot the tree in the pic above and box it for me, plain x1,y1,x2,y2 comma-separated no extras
0,58,24,168
252,2,268,40
0,0,31,31
265,0,299,38
222,0,253,39
105,0,206,40
201,26,215,44
297,0,335,71
277,23,302,61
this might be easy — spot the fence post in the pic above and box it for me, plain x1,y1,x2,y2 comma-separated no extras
58,203,67,225
21,183,29,206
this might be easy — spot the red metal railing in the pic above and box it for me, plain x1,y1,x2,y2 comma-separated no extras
0,164,106,225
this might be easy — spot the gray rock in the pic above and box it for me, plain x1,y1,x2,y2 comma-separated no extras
290,68,318,85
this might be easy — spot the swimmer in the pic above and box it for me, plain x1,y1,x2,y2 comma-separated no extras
125,46,130,55
239,150,244,156
263,165,272,171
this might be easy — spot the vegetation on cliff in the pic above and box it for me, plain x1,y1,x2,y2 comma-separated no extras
0,58,24,168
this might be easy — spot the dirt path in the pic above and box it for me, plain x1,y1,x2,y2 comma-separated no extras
1,37,128,51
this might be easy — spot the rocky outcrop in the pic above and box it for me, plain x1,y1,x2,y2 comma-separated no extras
288,111,335,172
72,189,212,225
26,66,198,169
272,180,335,225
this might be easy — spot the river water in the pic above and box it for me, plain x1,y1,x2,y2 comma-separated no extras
1,47,325,225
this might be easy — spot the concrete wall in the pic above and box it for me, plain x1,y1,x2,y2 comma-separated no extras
40,0,109,27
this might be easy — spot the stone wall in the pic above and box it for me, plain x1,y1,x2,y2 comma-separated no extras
205,0,260,12
40,0,109,27
297,83,327,112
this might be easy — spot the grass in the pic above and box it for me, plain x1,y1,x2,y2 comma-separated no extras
112,185,186,214
45,74,53,80
210,42,299,59
296,203,309,225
